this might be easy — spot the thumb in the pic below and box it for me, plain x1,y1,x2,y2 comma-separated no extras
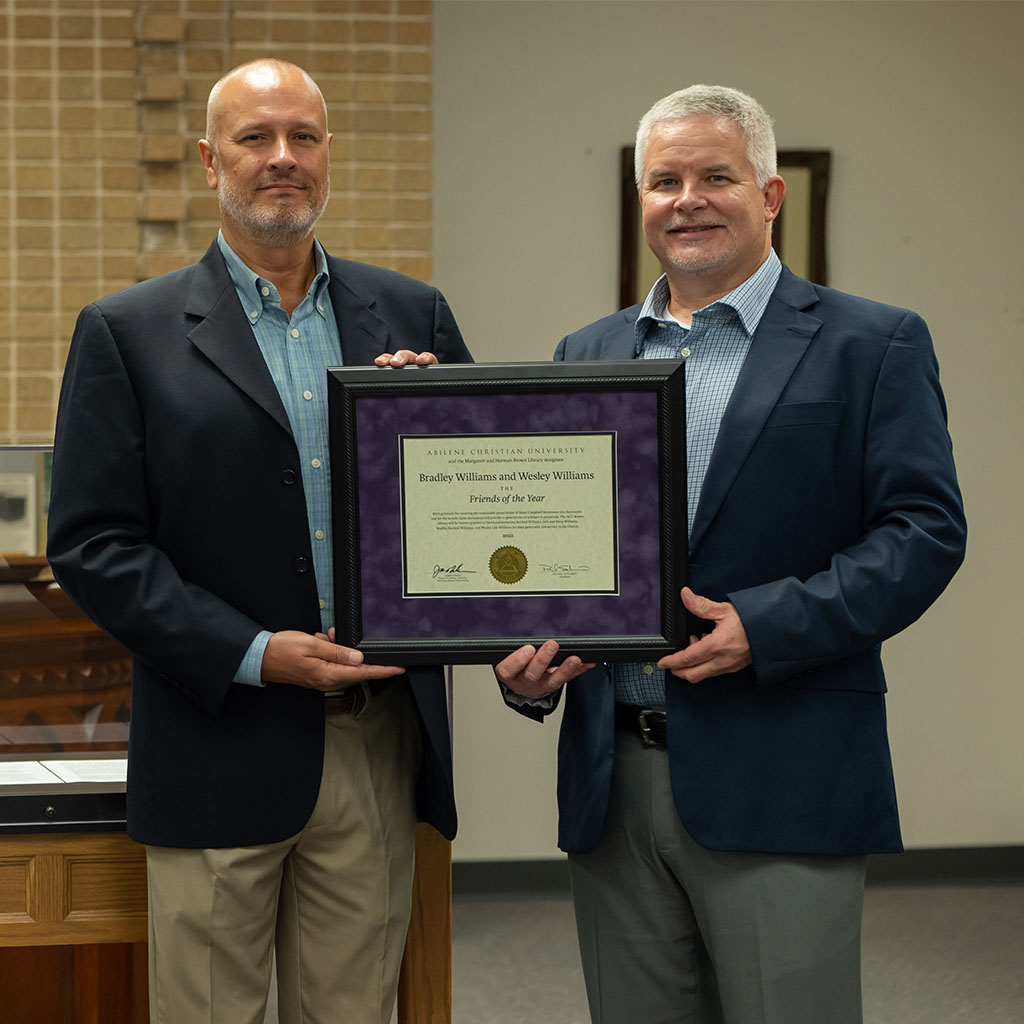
321,639,363,666
680,586,724,620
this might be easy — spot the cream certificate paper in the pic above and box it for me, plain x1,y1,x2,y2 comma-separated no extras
400,432,618,596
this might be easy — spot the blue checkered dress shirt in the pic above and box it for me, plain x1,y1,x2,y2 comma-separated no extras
216,233,343,686
614,251,782,706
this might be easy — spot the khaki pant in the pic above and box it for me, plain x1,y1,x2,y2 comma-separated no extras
146,680,422,1024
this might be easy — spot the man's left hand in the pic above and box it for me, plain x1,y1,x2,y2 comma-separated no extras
374,350,439,367
495,640,594,699
658,586,752,684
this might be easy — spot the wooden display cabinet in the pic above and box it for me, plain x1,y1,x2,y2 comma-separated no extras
0,447,451,1024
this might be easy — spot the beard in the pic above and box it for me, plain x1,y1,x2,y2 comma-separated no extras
218,170,330,247
659,244,737,277
646,222,741,278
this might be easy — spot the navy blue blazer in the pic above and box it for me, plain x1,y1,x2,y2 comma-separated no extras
533,267,965,856
47,241,471,848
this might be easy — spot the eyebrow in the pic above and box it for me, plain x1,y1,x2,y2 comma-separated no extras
232,119,324,136
644,166,676,181
645,161,737,180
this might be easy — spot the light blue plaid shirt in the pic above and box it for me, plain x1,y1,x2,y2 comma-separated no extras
614,250,782,705
217,233,343,686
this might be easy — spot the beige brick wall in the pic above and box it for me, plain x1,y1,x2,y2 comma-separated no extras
0,0,435,444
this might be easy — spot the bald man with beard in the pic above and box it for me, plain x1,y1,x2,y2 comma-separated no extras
47,60,471,1023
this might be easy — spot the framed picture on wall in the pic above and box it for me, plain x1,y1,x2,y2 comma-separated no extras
619,148,831,308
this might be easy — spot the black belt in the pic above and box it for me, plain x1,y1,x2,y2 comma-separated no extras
614,703,668,748
323,677,395,716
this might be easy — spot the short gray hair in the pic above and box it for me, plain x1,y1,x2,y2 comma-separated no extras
634,85,777,188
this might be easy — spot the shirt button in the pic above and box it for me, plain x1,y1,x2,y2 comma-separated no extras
657,322,666,329
319,598,327,610
303,390,313,401
315,529,325,540
291,328,300,339
643,664,655,675
261,286,270,297
681,346,692,358
311,458,322,469
249,310,259,320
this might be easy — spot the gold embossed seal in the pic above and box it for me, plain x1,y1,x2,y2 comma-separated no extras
489,546,528,585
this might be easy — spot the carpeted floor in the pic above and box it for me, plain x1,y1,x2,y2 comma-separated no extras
451,883,1024,1023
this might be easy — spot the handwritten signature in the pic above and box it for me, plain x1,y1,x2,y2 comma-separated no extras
432,563,478,578
538,563,592,574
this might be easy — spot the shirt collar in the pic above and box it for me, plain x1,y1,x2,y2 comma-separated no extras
635,249,783,351
217,230,331,322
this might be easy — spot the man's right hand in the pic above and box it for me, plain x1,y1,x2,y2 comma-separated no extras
261,630,404,691
495,640,593,699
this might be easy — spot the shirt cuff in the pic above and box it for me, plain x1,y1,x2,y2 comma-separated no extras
233,630,273,687
500,681,555,709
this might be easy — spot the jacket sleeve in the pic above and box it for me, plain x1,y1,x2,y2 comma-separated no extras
728,310,966,685
432,287,473,365
46,304,263,716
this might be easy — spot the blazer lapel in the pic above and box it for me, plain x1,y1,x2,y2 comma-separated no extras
688,270,822,551
184,243,293,437
603,309,641,360
326,260,392,366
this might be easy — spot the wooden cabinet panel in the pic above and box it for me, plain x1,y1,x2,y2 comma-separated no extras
1,942,148,1024
0,832,147,946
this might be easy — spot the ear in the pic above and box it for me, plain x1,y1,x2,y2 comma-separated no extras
198,139,219,191
763,175,786,223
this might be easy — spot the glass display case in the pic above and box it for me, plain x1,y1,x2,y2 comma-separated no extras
0,447,448,1021
0,445,130,833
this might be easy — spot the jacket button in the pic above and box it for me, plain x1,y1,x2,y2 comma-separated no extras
281,467,298,485
293,556,311,574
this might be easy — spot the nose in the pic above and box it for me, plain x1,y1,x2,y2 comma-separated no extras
673,181,708,213
269,135,297,170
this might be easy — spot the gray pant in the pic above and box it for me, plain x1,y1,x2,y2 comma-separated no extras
568,728,866,1024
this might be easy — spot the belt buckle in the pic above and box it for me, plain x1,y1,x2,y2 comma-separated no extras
637,709,666,748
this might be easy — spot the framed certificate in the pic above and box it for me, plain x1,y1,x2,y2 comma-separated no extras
328,360,686,664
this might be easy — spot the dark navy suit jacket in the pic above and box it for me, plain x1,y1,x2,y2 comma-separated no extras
529,266,965,856
47,241,470,848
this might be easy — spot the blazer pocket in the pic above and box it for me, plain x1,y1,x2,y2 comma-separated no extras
765,400,845,428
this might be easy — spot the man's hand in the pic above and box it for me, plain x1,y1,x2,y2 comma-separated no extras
495,640,594,699
373,350,439,367
261,630,404,691
657,587,752,684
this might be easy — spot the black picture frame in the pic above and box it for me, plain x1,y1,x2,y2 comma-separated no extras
328,360,686,665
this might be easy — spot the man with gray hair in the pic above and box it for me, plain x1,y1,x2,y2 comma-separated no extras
48,59,470,1023
498,85,965,1023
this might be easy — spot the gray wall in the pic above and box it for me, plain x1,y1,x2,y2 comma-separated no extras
434,0,1024,860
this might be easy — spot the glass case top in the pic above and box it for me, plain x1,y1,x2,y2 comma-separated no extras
1,446,129,814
